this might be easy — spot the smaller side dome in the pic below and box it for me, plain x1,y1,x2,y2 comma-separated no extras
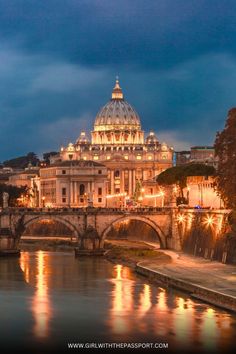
146,131,158,144
76,131,90,145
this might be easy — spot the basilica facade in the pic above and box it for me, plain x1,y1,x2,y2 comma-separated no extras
49,79,174,207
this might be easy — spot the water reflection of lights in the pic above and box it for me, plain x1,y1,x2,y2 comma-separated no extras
155,288,168,336
173,297,194,346
32,251,52,339
200,308,218,351
20,252,30,283
138,284,152,317
110,264,133,334
20,251,52,338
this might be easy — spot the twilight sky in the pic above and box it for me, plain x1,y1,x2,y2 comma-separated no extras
1,0,236,160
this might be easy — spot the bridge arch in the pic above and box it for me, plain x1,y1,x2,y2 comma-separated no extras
21,215,80,239
101,215,167,248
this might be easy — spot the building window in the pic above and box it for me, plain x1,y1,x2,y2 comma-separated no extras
148,155,153,160
115,188,120,193
98,198,102,203
79,184,85,196
124,155,129,160
98,170,102,174
62,170,66,175
114,170,120,178
62,187,66,196
83,156,87,160
93,155,99,160
106,156,111,160
98,187,102,195
62,197,66,203
136,155,141,160
161,153,168,159
68,154,73,160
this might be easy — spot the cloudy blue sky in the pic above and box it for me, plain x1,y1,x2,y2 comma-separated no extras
0,0,236,160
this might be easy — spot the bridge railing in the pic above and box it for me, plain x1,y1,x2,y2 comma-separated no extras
0,206,174,214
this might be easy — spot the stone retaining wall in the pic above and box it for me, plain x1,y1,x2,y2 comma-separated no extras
136,263,236,312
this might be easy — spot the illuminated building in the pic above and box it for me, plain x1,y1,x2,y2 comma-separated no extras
57,79,173,207
38,160,107,207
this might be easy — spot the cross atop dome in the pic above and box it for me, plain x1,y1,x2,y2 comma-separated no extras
112,76,123,100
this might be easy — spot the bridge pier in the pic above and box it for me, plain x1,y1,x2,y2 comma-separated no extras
0,232,20,256
75,225,105,256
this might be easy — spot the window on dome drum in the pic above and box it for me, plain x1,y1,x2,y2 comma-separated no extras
114,170,120,178
79,184,85,196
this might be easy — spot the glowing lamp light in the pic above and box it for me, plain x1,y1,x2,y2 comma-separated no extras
177,214,185,223
204,215,215,227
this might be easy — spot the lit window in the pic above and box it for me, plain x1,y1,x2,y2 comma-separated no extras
148,155,153,160
136,155,141,160
162,153,168,159
93,156,99,160
106,156,111,160
83,156,87,160
124,155,129,160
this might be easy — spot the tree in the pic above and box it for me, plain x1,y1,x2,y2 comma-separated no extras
0,184,28,207
133,180,142,202
43,151,58,164
156,163,215,204
3,152,39,169
214,108,236,208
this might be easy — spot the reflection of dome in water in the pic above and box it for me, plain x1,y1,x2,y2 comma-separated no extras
94,79,141,131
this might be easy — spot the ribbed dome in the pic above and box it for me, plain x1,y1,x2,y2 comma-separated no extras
94,79,141,131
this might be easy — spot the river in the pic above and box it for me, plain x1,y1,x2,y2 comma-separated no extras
0,251,236,353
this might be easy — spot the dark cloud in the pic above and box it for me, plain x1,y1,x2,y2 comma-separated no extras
0,0,236,159
1,0,236,68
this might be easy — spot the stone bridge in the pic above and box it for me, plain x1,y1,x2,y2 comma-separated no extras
0,207,230,256
0,207,180,254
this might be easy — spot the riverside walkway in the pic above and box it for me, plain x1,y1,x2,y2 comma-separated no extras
137,250,236,312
